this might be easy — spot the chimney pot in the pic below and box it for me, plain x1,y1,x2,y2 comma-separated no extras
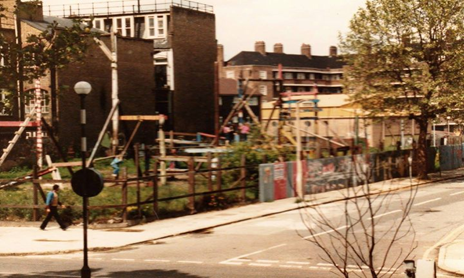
301,43,311,59
329,46,337,57
255,41,266,55
274,43,283,53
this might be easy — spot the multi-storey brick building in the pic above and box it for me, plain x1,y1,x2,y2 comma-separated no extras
0,0,157,158
45,0,217,134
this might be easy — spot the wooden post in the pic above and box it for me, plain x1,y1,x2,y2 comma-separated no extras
153,159,159,214
135,143,141,218
216,156,222,191
122,167,128,222
159,117,167,185
188,157,196,214
207,152,213,192
241,154,246,202
33,166,38,221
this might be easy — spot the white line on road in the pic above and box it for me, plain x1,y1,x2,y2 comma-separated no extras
414,198,441,206
144,259,170,263
304,225,348,239
279,265,303,268
286,261,310,265
317,263,333,267
220,243,287,264
178,260,203,264
369,209,402,220
249,263,272,267
219,261,242,265
256,259,279,263
450,191,464,196
111,258,135,262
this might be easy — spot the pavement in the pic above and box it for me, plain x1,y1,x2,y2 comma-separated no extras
1,168,464,276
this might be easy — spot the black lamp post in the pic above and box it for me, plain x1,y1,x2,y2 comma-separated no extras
74,81,92,278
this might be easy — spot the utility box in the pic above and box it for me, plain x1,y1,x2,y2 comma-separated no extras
416,259,436,278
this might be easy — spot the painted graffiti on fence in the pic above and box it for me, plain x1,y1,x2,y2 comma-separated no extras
305,156,355,194
273,162,287,200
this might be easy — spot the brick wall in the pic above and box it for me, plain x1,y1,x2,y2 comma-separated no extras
170,6,216,134
57,36,156,150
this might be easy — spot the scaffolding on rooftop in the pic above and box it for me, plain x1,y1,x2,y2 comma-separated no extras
43,0,214,18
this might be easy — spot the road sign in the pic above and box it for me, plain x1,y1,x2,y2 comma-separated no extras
71,168,104,197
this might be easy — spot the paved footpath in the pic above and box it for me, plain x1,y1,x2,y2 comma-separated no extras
1,168,464,276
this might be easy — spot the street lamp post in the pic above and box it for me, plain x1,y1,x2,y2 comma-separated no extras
74,81,92,278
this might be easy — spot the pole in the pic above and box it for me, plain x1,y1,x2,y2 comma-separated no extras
35,79,43,169
79,94,91,278
111,30,119,155
296,101,303,199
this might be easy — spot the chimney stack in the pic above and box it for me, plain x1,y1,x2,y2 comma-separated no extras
274,43,283,53
329,46,337,57
255,41,266,55
301,44,311,59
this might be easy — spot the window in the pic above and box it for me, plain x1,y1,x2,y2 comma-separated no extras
226,71,234,79
297,73,305,80
259,71,267,79
125,18,131,36
147,16,155,37
93,19,104,31
114,17,133,37
322,75,329,81
25,89,50,115
284,72,293,79
309,73,315,80
259,85,267,96
157,16,165,36
116,18,123,34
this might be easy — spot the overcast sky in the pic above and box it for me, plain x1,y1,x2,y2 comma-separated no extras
41,0,366,60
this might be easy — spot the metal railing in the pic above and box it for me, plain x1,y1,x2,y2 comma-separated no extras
43,0,214,18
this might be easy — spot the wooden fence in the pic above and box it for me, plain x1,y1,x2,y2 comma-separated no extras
0,154,255,223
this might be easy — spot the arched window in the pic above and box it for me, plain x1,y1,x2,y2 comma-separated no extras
25,89,50,115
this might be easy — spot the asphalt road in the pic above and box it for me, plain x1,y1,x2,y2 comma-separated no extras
2,178,464,277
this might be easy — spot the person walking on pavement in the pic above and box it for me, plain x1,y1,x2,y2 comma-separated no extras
40,184,67,231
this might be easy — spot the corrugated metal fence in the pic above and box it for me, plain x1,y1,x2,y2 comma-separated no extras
259,145,463,202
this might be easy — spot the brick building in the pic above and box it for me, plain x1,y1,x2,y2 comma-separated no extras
45,0,217,134
0,0,157,157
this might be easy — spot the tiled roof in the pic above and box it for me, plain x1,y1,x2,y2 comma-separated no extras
227,51,345,69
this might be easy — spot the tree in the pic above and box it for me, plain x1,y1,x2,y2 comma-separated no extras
300,153,418,277
0,1,95,126
340,0,464,179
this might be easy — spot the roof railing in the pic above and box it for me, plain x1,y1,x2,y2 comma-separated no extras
43,0,213,18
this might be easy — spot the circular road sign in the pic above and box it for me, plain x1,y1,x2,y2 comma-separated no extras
71,168,104,197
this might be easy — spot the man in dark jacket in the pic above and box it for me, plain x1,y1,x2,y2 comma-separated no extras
40,184,67,231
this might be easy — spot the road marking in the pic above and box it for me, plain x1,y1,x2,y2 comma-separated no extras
220,243,287,264
111,258,135,262
414,198,441,206
249,263,271,267
219,261,242,265
369,209,402,220
144,259,170,263
304,225,348,239
178,260,203,264
286,261,310,265
317,263,333,266
279,265,303,268
235,258,252,262
256,259,279,263
450,191,464,196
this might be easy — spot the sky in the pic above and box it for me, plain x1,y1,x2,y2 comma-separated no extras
41,0,367,60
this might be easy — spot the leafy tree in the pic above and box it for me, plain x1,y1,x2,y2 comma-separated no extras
340,0,464,179
0,0,95,124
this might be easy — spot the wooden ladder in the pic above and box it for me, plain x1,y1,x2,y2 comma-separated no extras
0,110,36,167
